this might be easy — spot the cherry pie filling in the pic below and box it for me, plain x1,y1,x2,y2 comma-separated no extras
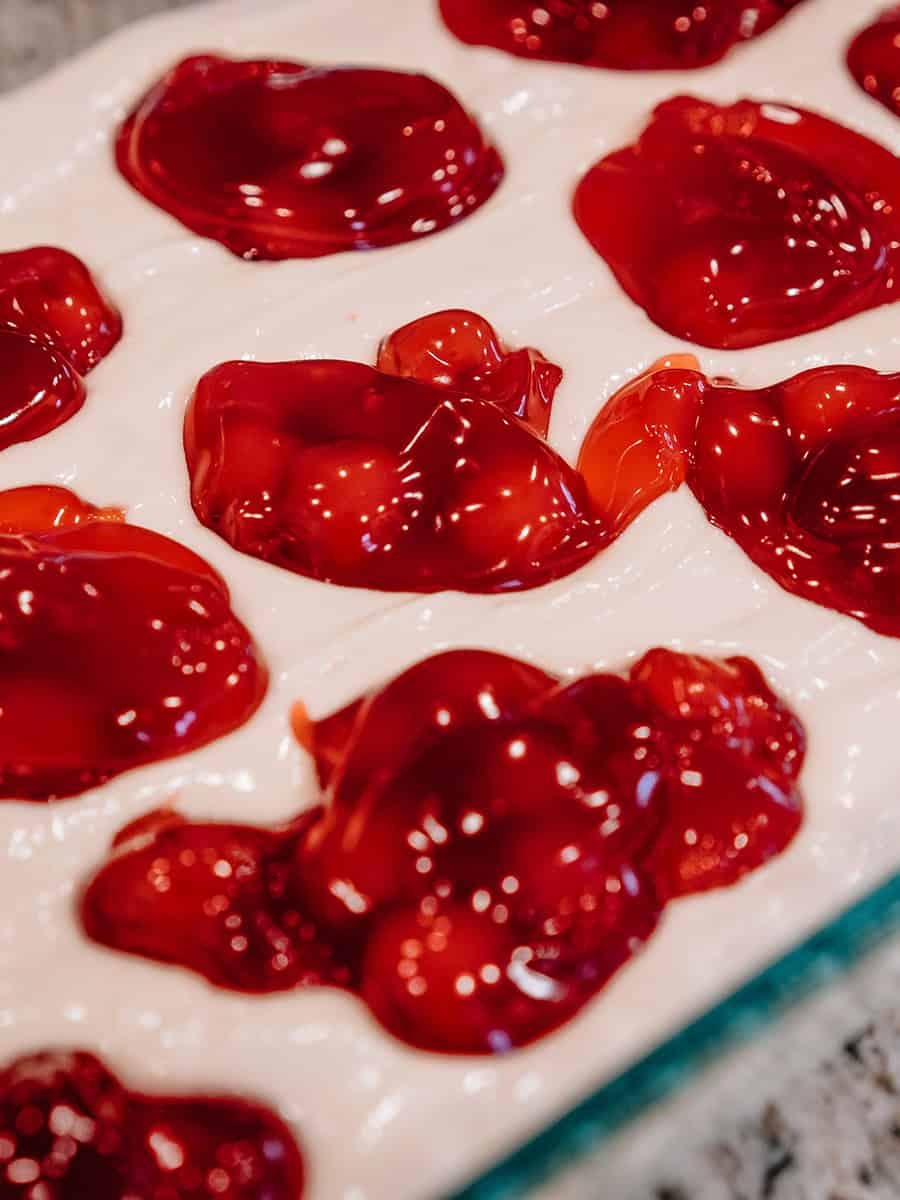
580,360,900,636
116,56,504,260
573,97,900,349
0,487,267,801
185,310,606,592
439,0,806,70
0,1050,305,1199
82,647,804,1054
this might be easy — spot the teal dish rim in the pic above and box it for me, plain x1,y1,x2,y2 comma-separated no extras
449,870,900,1200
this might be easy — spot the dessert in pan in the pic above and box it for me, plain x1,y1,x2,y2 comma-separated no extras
1,0,900,1196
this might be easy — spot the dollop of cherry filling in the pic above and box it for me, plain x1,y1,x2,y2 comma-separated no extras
0,1049,304,1199
116,55,503,260
848,8,900,117
580,359,900,637
573,97,900,349
0,486,267,801
81,647,804,1055
439,1,805,71
185,310,604,592
0,247,121,452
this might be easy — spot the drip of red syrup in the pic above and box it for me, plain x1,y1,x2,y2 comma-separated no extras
185,309,606,593
439,0,806,71
115,55,504,260
573,96,900,349
0,247,121,451
0,1049,304,1199
848,8,900,118
0,486,267,801
82,646,804,1055
579,357,900,638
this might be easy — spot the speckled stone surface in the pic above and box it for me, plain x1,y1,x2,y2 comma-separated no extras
2,3,900,1198
649,1007,900,1200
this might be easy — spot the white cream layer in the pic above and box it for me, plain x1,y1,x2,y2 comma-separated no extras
1,1,899,1196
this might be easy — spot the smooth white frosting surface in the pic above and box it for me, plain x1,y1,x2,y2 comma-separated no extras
1,1,899,1196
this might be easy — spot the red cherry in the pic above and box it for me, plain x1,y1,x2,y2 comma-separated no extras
632,650,804,898
82,812,341,992
313,650,556,817
0,330,84,452
0,1051,127,1200
779,365,900,452
690,386,794,524
573,97,900,348
0,490,266,801
439,1,805,70
362,902,560,1055
439,417,600,586
127,1094,304,1199
693,370,900,637
0,248,121,454
83,647,803,1054
0,247,121,376
278,440,416,579
848,7,900,118
643,743,803,899
377,309,562,436
116,56,503,260
0,1050,305,1199
185,321,605,593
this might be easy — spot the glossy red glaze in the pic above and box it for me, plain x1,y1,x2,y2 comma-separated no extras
581,361,900,637
0,331,85,453
573,97,900,349
848,8,900,117
0,1049,304,1199
0,247,121,453
185,312,603,592
439,0,805,70
82,648,804,1054
0,488,266,801
116,55,503,260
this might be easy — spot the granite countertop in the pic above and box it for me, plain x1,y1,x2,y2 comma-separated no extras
3,3,900,1198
